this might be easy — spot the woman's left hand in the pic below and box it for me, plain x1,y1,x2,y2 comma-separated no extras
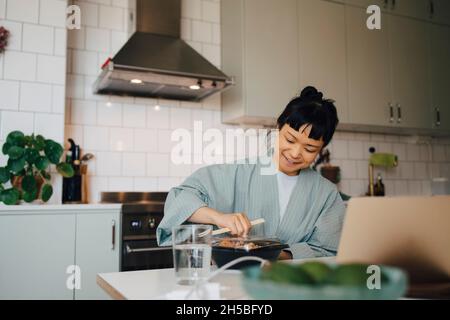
278,250,293,260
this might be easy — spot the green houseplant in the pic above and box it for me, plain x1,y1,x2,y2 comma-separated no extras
0,131,74,205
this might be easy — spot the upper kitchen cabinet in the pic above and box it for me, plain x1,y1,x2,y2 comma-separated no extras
346,6,393,127
430,0,450,25
388,14,432,129
221,0,299,125
344,0,390,11
429,23,450,131
390,0,431,21
298,0,349,123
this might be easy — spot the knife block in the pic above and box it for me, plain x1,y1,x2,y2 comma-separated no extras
62,164,88,204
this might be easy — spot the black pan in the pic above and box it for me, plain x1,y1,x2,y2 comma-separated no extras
211,237,289,270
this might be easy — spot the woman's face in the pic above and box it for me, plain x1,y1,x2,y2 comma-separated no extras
275,123,324,176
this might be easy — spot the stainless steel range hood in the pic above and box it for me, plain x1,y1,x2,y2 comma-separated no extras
93,0,233,102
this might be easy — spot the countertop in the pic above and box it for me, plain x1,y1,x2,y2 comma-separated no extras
97,257,336,300
0,203,122,214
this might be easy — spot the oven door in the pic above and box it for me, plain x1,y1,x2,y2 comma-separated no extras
121,239,173,271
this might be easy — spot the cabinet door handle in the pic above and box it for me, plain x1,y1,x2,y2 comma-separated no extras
111,220,116,250
436,107,441,126
389,103,394,123
430,0,435,19
396,104,402,123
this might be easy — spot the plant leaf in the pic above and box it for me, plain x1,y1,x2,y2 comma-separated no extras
40,170,51,181
22,175,37,193
0,188,20,205
23,188,38,203
41,184,53,202
56,162,75,178
44,139,63,164
24,148,40,164
6,131,25,147
2,142,12,155
0,167,10,184
35,135,46,151
7,157,26,174
35,156,50,171
7,146,25,160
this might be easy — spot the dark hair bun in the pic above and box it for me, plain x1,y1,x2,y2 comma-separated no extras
300,86,323,102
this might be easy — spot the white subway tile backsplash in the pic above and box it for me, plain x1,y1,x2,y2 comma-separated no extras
6,0,39,23
71,99,97,125
378,142,393,153
0,80,19,110
181,18,192,41
212,23,220,45
400,162,414,180
39,0,67,27
440,163,450,178
0,111,34,139
182,0,201,19
392,143,407,161
406,144,421,161
0,21,22,50
192,109,213,129
419,144,431,162
112,0,128,8
76,1,99,27
123,104,146,128
157,177,181,192
0,0,5,19
110,127,133,151
331,140,348,159
99,5,124,31
147,153,169,176
432,145,446,162
133,177,158,191
429,163,441,178
98,102,122,126
170,107,192,130
23,24,54,54
87,176,108,203
108,177,133,191
349,179,366,197
65,125,84,146
52,85,65,114
186,40,202,54
122,152,146,176
202,1,220,23
54,28,67,56
134,128,157,152
169,162,192,177
408,180,422,195
72,50,99,75
356,160,368,180
83,126,109,151
394,180,408,195
37,55,66,84
192,20,212,43
341,160,358,179
4,51,36,81
34,113,64,142
111,31,127,55
422,180,432,195
20,82,53,113
147,105,169,129
348,140,364,160
157,129,175,153
202,94,221,111
97,151,122,176
413,162,429,180
86,27,111,52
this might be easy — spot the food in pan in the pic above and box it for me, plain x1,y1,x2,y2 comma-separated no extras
216,239,260,250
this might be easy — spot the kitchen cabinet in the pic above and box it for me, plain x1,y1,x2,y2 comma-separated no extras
430,0,450,25
221,0,299,125
0,205,121,300
298,0,349,122
345,5,392,126
429,23,450,131
345,0,390,11
0,214,76,299
391,0,431,20
74,211,120,300
389,14,432,129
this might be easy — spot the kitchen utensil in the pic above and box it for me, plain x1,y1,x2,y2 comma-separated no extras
81,153,94,163
211,237,288,270
198,218,265,237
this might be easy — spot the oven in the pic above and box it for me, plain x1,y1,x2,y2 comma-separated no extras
101,192,173,271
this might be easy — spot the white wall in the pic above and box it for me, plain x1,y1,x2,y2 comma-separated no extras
0,0,68,203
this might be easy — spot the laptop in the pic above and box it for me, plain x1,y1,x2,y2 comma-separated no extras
337,196,450,298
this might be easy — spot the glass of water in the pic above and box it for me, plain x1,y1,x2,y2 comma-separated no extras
172,224,212,285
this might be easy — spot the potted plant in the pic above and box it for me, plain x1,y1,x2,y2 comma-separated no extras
0,131,74,205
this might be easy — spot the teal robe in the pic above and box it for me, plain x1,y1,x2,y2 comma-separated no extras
157,157,346,259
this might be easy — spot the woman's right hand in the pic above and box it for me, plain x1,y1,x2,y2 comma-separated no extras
212,212,252,237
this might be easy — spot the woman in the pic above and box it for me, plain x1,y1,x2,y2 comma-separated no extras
157,86,345,260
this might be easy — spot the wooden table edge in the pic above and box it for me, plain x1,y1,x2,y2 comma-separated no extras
96,274,127,300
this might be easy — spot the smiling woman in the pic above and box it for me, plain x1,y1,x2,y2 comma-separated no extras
157,86,345,261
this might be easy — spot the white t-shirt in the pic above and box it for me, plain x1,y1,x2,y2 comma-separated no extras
276,170,299,221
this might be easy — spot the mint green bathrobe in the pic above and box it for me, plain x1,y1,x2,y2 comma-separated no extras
156,157,346,259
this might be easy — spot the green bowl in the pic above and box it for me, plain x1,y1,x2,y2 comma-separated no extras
241,264,408,300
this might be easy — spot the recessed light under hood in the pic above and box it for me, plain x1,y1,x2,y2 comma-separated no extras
93,0,234,102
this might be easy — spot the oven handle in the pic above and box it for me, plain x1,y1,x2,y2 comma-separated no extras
125,244,172,254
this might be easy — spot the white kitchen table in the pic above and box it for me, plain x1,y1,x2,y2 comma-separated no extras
97,257,336,300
